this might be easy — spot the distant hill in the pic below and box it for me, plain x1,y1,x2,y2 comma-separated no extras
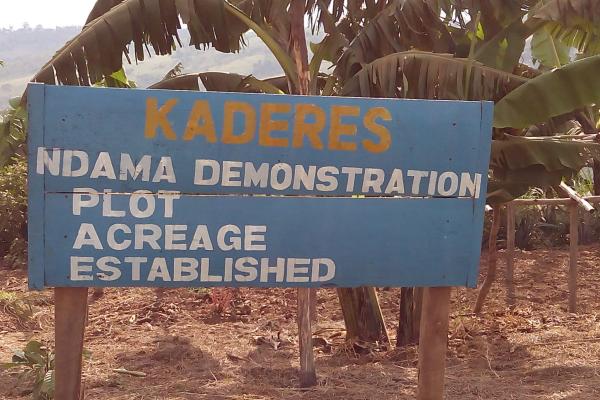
1,26,80,105
0,26,283,107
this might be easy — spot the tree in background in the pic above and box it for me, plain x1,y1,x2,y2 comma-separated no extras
4,0,600,343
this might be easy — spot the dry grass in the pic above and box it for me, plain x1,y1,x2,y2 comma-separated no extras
1,246,600,399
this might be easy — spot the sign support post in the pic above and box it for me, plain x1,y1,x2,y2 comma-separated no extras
54,287,88,400
417,287,451,400
298,288,317,387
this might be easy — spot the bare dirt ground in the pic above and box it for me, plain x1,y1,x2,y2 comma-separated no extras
1,245,600,399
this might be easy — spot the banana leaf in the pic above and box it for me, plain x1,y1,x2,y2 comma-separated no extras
486,135,600,204
342,50,526,101
494,55,600,128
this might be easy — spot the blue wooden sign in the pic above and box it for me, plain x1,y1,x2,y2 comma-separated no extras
27,84,493,290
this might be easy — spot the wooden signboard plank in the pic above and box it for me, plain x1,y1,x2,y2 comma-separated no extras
35,86,489,196
38,193,485,288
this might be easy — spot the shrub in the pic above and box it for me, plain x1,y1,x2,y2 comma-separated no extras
2,340,54,400
0,157,27,268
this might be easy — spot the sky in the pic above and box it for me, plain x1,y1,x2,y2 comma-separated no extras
0,0,97,28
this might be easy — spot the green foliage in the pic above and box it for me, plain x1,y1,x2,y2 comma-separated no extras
2,341,55,400
512,188,545,249
0,97,27,168
341,50,526,100
490,136,600,183
333,0,455,81
534,0,600,55
517,202,572,249
531,25,571,67
494,55,600,128
0,157,28,268
573,166,594,195
309,32,346,92
4,237,28,270
94,68,136,88
487,136,600,204
224,2,299,90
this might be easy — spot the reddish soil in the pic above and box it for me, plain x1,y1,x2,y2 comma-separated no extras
1,245,600,399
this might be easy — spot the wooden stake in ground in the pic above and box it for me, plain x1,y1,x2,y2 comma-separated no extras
55,287,88,400
417,287,451,400
506,203,516,308
474,206,501,314
569,202,578,313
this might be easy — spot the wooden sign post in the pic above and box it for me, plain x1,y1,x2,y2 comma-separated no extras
28,84,492,399
417,287,452,400
54,288,88,399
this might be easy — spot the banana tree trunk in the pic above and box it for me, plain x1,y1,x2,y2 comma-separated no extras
396,287,423,347
337,287,390,345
